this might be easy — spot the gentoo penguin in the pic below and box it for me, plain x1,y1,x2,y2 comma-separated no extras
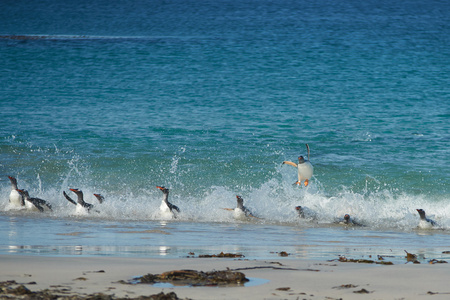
8,176,24,207
224,195,257,220
16,189,52,212
337,214,364,226
295,206,317,220
64,188,94,214
156,186,180,219
416,209,437,229
64,191,104,205
93,193,104,204
283,144,314,186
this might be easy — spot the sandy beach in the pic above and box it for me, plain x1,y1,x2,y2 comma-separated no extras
0,254,449,299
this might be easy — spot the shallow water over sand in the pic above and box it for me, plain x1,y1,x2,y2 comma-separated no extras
2,213,450,264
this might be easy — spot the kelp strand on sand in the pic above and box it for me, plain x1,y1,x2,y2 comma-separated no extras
136,269,249,286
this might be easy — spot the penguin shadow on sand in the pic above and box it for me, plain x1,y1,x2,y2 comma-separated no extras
223,195,260,221
283,144,314,187
63,188,103,215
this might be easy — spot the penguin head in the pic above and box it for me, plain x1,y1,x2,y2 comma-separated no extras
69,188,83,195
93,193,104,203
298,156,305,163
16,189,28,197
344,214,350,221
8,176,18,186
295,206,305,217
236,195,245,209
416,209,426,219
156,186,169,194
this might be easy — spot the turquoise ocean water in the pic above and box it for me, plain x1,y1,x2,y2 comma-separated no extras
1,0,449,262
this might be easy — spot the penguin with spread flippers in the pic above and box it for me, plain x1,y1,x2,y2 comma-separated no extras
64,188,95,214
416,209,437,229
283,144,314,187
156,186,180,219
16,189,52,212
8,176,25,208
224,195,258,220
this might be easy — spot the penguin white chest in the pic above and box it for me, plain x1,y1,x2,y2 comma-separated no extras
75,204,89,215
9,190,23,207
418,220,433,229
297,161,313,181
233,208,247,220
160,202,174,218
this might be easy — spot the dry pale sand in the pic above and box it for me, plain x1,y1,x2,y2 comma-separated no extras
0,254,449,299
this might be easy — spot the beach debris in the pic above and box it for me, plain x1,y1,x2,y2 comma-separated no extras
1,284,33,296
442,251,450,254
275,287,291,291
145,292,190,300
198,252,244,258
269,251,290,257
337,256,393,265
135,269,249,286
333,284,358,289
0,280,190,299
74,277,88,281
83,270,105,275
427,291,450,295
428,259,448,264
404,250,419,263
354,288,372,294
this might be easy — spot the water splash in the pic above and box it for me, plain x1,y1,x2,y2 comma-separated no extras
1,170,449,231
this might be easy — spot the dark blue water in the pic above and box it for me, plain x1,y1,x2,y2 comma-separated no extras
1,0,449,258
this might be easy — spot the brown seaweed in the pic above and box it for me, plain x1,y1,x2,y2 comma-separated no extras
0,281,190,299
136,269,249,286
338,256,393,265
198,252,244,258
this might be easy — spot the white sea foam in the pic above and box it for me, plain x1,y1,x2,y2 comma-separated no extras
1,173,448,231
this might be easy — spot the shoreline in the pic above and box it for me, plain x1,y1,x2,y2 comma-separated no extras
1,255,449,299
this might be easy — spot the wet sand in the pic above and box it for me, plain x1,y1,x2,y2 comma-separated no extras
1,255,449,299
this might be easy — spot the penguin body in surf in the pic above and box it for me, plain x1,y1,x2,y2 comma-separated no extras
336,214,364,227
283,144,314,187
295,205,317,220
156,186,180,219
16,189,52,212
416,209,437,229
224,195,258,220
8,176,25,208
